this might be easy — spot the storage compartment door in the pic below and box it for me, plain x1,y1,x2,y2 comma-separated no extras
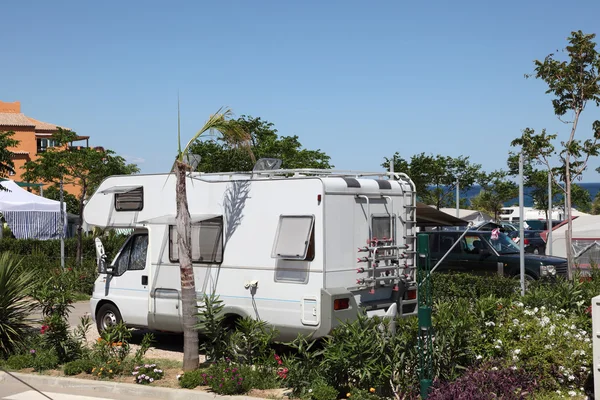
301,296,319,326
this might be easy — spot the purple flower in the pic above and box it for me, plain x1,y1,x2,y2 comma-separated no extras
30,349,36,354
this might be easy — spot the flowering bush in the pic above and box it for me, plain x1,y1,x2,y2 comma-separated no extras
428,362,538,400
132,363,164,385
199,362,252,395
91,359,123,379
472,300,592,393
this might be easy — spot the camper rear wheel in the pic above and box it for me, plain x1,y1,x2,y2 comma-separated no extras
96,303,122,333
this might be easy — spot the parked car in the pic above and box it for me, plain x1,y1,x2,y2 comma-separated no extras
424,230,567,280
474,221,518,233
507,230,546,255
524,219,561,230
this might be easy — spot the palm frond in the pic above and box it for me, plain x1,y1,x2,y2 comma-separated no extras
180,107,255,164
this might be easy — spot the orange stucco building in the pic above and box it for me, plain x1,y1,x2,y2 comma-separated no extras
0,100,89,195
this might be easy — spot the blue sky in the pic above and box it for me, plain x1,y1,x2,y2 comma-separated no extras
3,0,600,181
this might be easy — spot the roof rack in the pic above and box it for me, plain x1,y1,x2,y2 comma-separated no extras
193,168,411,181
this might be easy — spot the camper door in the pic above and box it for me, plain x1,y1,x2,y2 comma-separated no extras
109,233,149,327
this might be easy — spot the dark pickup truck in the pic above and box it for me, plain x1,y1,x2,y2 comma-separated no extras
424,230,568,280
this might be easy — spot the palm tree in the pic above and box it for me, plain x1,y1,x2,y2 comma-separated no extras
0,252,37,356
175,106,253,371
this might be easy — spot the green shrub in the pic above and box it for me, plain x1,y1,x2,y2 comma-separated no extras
431,272,519,302
178,369,206,389
309,379,338,400
92,322,131,363
63,358,95,375
203,362,253,395
30,349,60,372
6,353,34,370
227,317,278,366
0,252,37,357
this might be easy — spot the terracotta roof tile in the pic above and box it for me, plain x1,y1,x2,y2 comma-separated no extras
0,113,35,127
27,117,69,131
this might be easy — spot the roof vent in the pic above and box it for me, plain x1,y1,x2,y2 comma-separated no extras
253,158,282,171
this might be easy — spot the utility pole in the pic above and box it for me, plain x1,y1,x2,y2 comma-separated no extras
548,171,553,255
456,178,460,218
60,175,65,268
519,152,525,296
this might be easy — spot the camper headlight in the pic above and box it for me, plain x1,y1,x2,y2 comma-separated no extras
541,265,556,277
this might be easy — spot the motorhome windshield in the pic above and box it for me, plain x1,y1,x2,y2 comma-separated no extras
480,232,520,254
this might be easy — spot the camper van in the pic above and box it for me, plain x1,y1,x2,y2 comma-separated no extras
84,168,419,340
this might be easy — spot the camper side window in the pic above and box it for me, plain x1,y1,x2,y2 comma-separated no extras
115,187,144,212
113,234,148,275
169,217,223,263
271,215,315,260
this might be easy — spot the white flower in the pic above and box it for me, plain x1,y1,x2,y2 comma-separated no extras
533,307,539,313
512,355,519,361
559,309,566,313
149,378,154,382
512,319,520,325
585,337,591,342
308,389,313,393
476,355,483,360
568,375,575,381
514,349,521,354
132,371,138,375
515,302,524,307
540,306,546,310
176,374,182,380
581,366,588,371
511,366,517,370
570,324,577,330
496,339,502,344
539,316,550,327
545,344,552,350
568,390,577,396
495,345,501,349
485,321,495,327
559,365,565,372
491,367,498,370
556,390,561,394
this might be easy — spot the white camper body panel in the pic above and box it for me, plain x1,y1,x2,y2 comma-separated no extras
85,171,417,340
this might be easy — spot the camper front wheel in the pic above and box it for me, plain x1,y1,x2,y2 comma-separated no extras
96,303,122,333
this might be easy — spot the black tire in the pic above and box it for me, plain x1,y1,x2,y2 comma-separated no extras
96,303,122,333
533,247,540,255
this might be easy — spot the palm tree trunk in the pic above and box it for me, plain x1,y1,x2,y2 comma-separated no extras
175,161,199,371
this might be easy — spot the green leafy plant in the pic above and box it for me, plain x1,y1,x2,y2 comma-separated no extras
309,378,339,400
178,369,207,389
30,348,60,372
63,358,95,375
202,362,253,395
132,332,155,365
196,293,228,362
5,353,34,370
92,321,131,363
132,363,164,385
0,252,37,357
280,333,324,397
228,317,278,365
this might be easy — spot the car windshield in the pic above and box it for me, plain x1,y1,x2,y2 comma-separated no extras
479,232,520,254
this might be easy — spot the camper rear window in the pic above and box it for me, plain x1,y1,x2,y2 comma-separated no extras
115,187,144,211
271,215,315,260
372,215,396,243
169,217,223,264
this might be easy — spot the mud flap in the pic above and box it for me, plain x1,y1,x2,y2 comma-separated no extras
379,303,397,335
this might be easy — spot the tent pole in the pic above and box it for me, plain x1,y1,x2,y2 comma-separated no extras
60,175,65,269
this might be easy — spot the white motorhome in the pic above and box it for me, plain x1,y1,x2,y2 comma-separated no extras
84,169,418,340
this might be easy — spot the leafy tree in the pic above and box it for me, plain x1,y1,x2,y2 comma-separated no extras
511,31,600,277
43,185,79,215
470,171,518,220
188,115,332,172
382,153,481,209
22,128,139,263
592,192,600,215
174,107,253,372
0,131,20,188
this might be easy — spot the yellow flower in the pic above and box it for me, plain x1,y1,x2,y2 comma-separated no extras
92,368,96,372
98,373,101,376
109,370,113,373
100,367,104,371
346,394,351,398
369,388,376,393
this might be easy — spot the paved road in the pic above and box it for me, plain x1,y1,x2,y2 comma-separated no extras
0,372,129,400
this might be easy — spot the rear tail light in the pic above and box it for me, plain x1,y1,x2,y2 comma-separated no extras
406,289,417,300
524,238,530,245
334,298,350,310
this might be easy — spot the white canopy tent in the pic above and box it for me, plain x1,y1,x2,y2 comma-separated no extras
546,215,600,268
0,180,66,240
